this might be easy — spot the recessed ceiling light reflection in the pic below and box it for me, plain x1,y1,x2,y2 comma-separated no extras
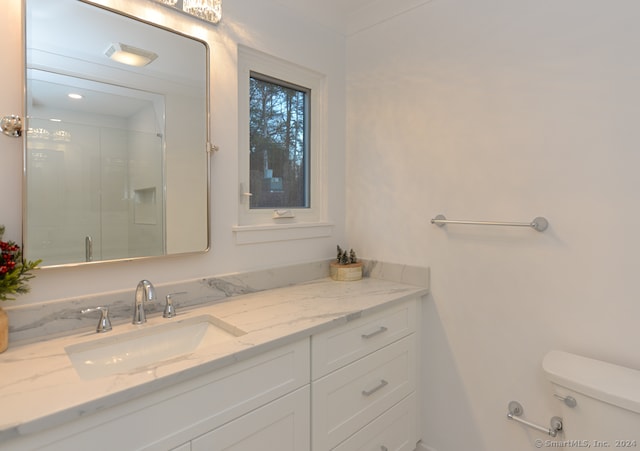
68,93,83,100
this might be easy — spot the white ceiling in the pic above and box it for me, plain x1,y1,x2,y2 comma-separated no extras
271,0,435,36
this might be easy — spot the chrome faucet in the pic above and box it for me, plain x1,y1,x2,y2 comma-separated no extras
133,279,156,324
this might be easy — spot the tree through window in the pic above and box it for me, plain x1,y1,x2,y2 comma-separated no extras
249,72,309,209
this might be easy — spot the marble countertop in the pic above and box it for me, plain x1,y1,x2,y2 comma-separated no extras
0,276,427,442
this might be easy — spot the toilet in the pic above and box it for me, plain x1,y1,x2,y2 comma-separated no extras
543,350,640,443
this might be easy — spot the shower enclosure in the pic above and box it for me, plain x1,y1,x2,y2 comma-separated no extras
26,72,166,266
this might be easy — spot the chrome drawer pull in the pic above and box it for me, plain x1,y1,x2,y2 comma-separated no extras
362,379,388,396
361,326,388,339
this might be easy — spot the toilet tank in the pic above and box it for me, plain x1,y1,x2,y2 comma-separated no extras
543,350,640,444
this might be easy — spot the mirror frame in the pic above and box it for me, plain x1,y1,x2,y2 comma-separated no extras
22,0,212,269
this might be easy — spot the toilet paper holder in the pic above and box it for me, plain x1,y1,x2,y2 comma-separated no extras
507,401,563,437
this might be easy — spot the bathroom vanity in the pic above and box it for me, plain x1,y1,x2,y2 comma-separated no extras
0,275,427,450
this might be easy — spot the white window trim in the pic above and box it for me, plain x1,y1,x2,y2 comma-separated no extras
236,45,329,243
232,222,334,245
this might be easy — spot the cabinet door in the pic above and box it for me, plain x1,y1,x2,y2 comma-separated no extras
191,386,310,451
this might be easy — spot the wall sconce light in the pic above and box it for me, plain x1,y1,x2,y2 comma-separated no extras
153,0,222,24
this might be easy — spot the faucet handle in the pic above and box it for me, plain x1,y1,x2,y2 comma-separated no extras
82,306,112,333
163,292,187,318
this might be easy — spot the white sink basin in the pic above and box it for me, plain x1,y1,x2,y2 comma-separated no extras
65,315,246,380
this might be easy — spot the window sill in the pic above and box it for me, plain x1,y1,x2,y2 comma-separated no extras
232,222,334,245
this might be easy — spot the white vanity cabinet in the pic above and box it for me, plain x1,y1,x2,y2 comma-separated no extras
1,294,423,451
311,298,419,451
4,339,310,451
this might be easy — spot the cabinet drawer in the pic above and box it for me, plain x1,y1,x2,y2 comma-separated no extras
192,385,310,451
332,394,417,451
312,299,416,379
312,334,416,451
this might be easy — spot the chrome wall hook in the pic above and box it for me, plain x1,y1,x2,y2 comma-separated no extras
1,115,23,137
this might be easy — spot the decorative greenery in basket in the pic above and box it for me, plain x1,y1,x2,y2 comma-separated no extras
336,245,358,265
0,225,41,301
331,245,362,281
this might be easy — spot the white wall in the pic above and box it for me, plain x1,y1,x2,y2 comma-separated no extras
346,1,640,450
0,0,346,302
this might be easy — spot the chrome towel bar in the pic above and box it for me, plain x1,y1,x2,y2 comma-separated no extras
431,214,549,232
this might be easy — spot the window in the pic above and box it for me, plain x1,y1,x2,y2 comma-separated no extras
249,73,309,210
236,46,331,242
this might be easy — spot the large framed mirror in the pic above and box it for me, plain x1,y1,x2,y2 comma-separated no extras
24,0,210,268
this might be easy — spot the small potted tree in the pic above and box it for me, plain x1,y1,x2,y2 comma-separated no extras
330,245,363,281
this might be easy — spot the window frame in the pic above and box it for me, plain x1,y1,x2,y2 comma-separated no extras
236,46,328,234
